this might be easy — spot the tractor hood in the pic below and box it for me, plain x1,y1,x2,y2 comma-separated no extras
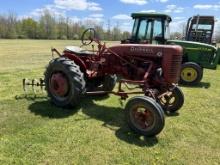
167,40,220,69
167,40,217,51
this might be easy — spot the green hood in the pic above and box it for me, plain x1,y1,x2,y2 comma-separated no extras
167,40,219,69
168,40,217,51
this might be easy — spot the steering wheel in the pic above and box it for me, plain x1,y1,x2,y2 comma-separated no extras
81,28,96,46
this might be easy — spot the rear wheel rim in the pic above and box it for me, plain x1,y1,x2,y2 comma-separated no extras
130,105,155,131
49,72,69,101
181,67,198,82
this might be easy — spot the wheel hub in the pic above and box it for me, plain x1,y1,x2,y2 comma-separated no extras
181,67,198,82
50,73,69,97
132,107,154,130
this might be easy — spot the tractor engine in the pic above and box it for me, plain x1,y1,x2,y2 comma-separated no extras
108,44,183,85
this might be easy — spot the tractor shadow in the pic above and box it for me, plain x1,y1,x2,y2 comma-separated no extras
180,82,211,89
28,95,158,147
164,111,180,117
28,100,78,119
81,95,159,147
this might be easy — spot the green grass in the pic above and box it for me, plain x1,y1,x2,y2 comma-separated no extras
0,39,220,165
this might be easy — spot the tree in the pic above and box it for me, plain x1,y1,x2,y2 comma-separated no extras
20,18,38,38
0,15,7,38
170,32,182,40
6,12,17,39
39,10,57,39
122,31,130,40
0,11,132,41
112,27,121,41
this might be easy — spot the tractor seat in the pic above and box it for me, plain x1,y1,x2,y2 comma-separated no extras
65,46,94,56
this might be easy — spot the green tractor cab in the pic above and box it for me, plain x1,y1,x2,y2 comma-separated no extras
122,12,220,85
185,15,215,45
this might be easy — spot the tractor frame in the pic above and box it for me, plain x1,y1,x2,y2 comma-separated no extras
42,28,184,137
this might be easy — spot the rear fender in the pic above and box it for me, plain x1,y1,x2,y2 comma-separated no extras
63,53,87,76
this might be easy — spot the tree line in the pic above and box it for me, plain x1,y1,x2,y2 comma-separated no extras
0,11,130,41
0,11,219,43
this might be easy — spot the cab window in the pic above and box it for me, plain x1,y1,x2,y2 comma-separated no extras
153,20,163,38
152,19,163,44
137,20,147,40
132,18,164,44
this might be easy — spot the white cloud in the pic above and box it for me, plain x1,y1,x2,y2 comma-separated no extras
84,14,104,25
140,10,156,13
164,5,184,13
83,13,104,25
156,0,168,3
120,0,169,5
120,21,133,32
54,0,102,11
120,0,148,5
112,14,131,20
55,0,87,10
194,5,212,10
170,20,186,33
30,5,66,18
87,2,102,11
174,17,185,20
194,3,220,10
111,14,133,31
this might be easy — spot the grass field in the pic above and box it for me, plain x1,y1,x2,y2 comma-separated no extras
0,40,220,165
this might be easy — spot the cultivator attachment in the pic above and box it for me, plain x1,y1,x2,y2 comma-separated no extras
22,78,45,94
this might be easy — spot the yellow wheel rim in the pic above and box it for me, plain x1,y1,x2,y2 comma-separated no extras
181,67,198,82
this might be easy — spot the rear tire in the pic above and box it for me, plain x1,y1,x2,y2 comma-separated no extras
180,62,203,85
44,57,86,108
125,96,165,137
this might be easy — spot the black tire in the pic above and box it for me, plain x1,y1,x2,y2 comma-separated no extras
44,57,86,108
86,74,117,92
125,96,165,137
102,74,117,91
159,86,184,113
180,62,203,85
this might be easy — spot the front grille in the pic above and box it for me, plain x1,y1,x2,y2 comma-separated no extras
166,55,182,83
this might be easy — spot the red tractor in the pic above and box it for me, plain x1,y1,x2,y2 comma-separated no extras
44,28,184,137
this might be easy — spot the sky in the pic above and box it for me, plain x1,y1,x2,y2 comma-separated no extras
0,0,220,32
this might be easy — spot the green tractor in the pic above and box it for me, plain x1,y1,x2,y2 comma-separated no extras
185,15,216,45
122,13,220,85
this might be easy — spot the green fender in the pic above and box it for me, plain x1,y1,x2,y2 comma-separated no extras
208,47,220,69
218,48,220,65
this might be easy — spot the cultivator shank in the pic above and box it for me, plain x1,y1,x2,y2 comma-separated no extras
22,78,45,94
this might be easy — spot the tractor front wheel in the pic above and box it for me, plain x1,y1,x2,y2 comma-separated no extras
86,74,117,92
159,86,184,113
44,57,86,108
180,62,203,85
125,96,165,137
102,74,117,91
